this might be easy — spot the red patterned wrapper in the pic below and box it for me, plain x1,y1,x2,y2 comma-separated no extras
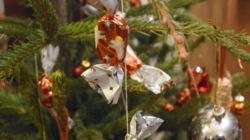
120,45,143,75
187,66,211,93
95,13,129,65
38,74,53,108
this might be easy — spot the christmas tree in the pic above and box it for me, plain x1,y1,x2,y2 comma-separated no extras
0,0,250,140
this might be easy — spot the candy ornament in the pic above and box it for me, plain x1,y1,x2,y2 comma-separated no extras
121,45,175,94
38,44,59,108
126,110,164,140
38,74,53,108
95,13,129,65
82,64,124,104
87,0,120,15
82,2,129,104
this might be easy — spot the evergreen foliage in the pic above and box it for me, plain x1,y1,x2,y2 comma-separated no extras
0,0,250,140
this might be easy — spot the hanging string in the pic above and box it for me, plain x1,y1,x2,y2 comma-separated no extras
211,42,221,105
120,0,129,137
35,53,47,140
220,44,226,79
183,36,201,108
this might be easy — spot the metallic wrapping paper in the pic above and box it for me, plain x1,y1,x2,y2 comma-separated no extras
95,13,129,65
38,74,53,108
127,110,164,140
188,104,242,140
130,64,172,94
120,45,143,75
121,45,173,94
81,64,124,104
41,44,59,74
87,0,120,15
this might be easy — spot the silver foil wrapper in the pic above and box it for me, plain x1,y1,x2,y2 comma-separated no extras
81,64,124,104
87,0,120,15
130,64,172,94
41,44,59,74
126,110,164,140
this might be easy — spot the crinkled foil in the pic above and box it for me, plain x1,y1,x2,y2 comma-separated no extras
127,110,164,140
87,0,120,15
81,64,124,104
95,13,129,65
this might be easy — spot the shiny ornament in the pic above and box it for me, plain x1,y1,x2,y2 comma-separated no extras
81,60,91,68
38,74,53,108
87,0,120,15
74,66,85,77
188,66,211,93
231,94,247,114
175,88,192,106
126,110,164,140
95,13,129,65
188,104,242,140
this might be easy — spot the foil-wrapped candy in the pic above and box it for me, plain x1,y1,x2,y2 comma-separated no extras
38,74,53,108
126,110,164,140
95,13,129,65
121,45,174,93
38,44,59,108
41,44,59,74
81,64,124,104
87,0,120,15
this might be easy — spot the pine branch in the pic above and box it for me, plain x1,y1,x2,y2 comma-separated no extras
58,19,165,41
0,24,35,38
226,43,250,62
28,0,59,38
51,71,69,140
13,64,53,140
232,73,250,94
0,34,45,80
0,17,38,38
58,20,96,40
0,17,39,29
177,22,250,46
126,0,207,17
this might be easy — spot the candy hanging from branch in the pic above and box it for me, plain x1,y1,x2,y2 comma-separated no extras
82,64,124,104
82,0,129,104
125,110,164,140
121,45,175,94
39,44,59,108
